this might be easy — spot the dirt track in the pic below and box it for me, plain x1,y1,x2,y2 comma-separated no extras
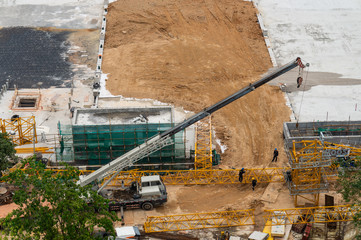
103,0,291,170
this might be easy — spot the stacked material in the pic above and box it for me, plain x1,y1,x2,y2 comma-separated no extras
271,211,285,237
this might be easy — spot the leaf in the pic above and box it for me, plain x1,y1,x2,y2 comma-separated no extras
1,157,118,239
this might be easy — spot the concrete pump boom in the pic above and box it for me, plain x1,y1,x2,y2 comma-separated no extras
77,57,308,190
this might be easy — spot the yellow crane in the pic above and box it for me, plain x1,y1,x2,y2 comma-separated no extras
194,116,213,170
0,116,37,145
263,205,358,225
94,167,286,186
144,205,359,233
40,166,338,187
288,139,360,206
144,209,255,233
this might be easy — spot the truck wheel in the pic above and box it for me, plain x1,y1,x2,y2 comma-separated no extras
141,202,154,211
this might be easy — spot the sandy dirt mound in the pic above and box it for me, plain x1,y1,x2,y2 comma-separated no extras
102,0,291,168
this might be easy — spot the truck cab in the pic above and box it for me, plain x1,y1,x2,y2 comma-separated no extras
139,175,166,196
107,175,167,211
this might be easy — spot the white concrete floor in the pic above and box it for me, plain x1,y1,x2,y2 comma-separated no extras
254,0,361,122
0,0,104,29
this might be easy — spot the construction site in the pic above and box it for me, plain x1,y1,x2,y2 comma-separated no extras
1,0,361,239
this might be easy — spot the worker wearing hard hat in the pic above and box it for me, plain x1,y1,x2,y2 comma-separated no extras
238,168,245,183
251,178,257,191
272,148,279,162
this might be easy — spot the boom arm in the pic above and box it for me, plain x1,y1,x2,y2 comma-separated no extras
160,57,306,138
78,57,307,189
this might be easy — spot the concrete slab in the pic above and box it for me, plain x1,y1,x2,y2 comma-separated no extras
0,0,104,29
260,182,283,203
254,0,361,79
254,0,361,122
73,107,173,125
0,86,93,134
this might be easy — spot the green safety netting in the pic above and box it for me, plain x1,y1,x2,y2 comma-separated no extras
56,122,186,168
318,127,361,133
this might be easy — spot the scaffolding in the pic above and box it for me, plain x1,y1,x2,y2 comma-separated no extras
194,116,213,169
286,138,361,206
56,122,187,169
286,140,331,206
0,116,37,145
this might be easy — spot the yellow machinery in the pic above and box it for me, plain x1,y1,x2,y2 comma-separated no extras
290,140,361,168
263,205,358,225
15,147,54,154
98,167,286,186
194,116,213,169
262,220,274,240
144,205,359,233
103,167,339,187
0,116,37,145
45,166,339,187
144,209,255,233
287,140,361,206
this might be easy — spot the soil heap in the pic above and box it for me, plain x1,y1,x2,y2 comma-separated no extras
102,0,291,168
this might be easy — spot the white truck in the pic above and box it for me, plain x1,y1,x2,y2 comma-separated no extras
99,175,167,211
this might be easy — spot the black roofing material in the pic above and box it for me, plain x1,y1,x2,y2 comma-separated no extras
0,27,73,88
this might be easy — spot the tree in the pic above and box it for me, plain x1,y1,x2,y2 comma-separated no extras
0,158,118,240
337,158,361,239
0,132,16,172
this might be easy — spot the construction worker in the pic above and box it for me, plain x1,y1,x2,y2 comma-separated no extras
251,177,257,191
297,76,303,88
286,170,292,183
238,168,245,183
272,148,278,162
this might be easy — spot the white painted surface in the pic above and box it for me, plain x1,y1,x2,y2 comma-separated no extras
0,0,103,6
288,85,361,122
75,109,173,125
215,138,227,153
255,0,361,122
271,224,285,237
254,0,361,79
0,0,104,28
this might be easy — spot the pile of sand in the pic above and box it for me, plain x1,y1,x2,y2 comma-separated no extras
103,0,291,169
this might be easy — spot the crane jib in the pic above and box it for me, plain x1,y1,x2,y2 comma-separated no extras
77,57,306,187
160,58,303,138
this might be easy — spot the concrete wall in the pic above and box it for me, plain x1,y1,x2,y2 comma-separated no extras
284,121,361,149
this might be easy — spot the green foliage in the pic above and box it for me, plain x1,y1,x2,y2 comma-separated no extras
0,133,16,172
0,158,118,240
337,158,361,239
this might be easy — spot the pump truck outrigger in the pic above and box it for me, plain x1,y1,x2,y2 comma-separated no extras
78,58,308,211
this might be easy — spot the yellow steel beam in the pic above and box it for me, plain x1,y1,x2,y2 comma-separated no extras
294,194,320,207
144,209,255,233
104,168,286,187
8,168,93,176
323,141,361,156
292,140,361,167
263,205,359,225
194,116,213,170
0,116,37,146
144,205,359,233
15,147,54,154
12,168,285,186
17,165,340,187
